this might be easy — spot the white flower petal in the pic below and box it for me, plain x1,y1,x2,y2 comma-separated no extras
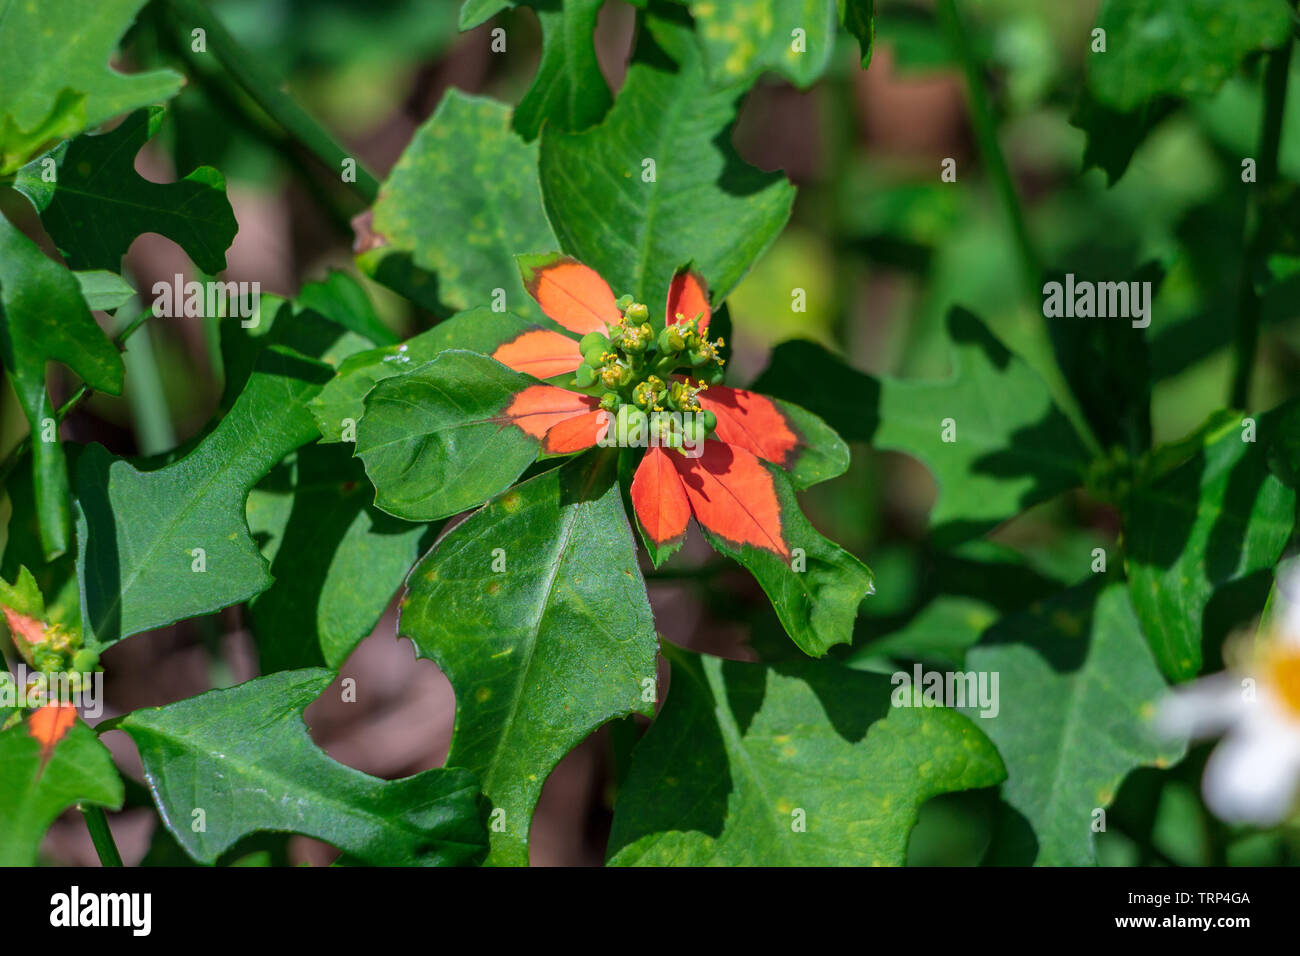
1202,719,1300,825
1155,674,1249,740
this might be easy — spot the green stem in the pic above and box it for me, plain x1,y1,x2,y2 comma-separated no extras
1229,37,1293,409
936,0,1039,292
121,317,176,457
936,0,1102,458
153,7,357,236
163,0,380,204
79,804,124,867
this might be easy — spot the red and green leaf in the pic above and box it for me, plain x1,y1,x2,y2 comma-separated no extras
0,713,122,866
666,267,712,331
491,327,583,379
517,252,621,334
699,386,849,488
630,445,692,565
505,385,599,439
673,440,790,560
682,446,874,657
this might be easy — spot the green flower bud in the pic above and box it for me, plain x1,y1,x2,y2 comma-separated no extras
622,326,648,353
701,363,726,386
658,325,687,353
579,331,610,354
616,294,634,311
682,415,709,447
617,405,648,445
699,409,718,432
599,392,620,412
651,414,681,447
71,648,100,673
688,341,716,367
625,302,649,322
574,364,597,388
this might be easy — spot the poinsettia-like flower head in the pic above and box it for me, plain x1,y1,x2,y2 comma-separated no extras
492,254,820,566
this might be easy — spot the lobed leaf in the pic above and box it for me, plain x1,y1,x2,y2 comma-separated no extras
0,0,181,174
964,582,1186,864
74,347,333,649
120,669,488,865
1125,409,1296,681
608,646,1004,865
399,453,658,865
362,91,558,320
14,108,237,274
752,310,1092,545
538,3,795,313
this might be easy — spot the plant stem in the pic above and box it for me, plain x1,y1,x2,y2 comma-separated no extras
936,0,1039,292
935,0,1103,457
153,7,358,236
79,804,124,867
1230,37,1293,409
163,0,380,204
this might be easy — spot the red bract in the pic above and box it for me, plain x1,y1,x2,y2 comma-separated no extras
493,254,803,563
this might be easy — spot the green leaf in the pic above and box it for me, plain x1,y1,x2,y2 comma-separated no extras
687,0,836,88
1071,91,1177,187
0,0,182,174
0,467,81,632
0,213,124,560
120,669,488,865
1125,410,1296,681
399,453,659,865
752,310,1091,545
354,349,549,521
839,0,875,68
310,307,534,442
363,90,558,320
295,269,397,346
539,4,796,311
216,292,378,414
1089,0,1290,112
74,347,333,649
697,459,873,657
513,0,612,141
246,444,433,671
965,582,1186,864
14,108,237,274
460,0,515,29
608,646,1004,864
73,270,136,312
770,395,851,489
0,565,45,620
0,718,123,866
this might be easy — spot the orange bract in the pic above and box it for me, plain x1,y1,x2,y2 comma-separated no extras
544,409,610,455
29,702,78,762
666,269,711,332
631,446,692,550
492,329,583,378
672,442,789,559
504,385,599,438
523,256,621,335
699,386,798,468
